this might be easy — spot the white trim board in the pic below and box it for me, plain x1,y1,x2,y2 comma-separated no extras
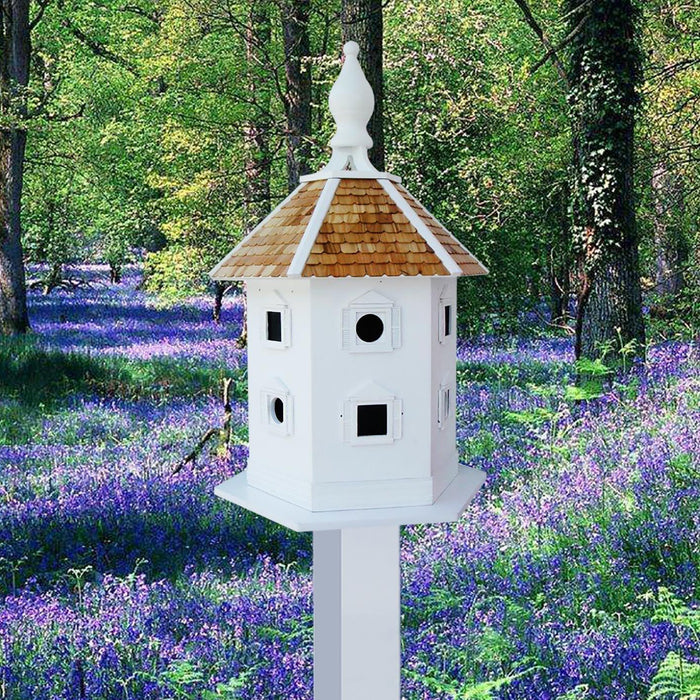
388,185,491,276
287,177,341,278
209,184,304,280
379,179,463,277
214,464,486,531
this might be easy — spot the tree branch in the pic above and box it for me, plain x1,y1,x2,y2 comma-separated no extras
171,378,235,475
45,103,86,122
62,19,139,75
29,0,52,30
530,12,589,75
511,0,570,87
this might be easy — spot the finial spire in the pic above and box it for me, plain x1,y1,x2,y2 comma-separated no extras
322,41,378,173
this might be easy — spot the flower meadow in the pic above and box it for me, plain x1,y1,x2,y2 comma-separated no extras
1,267,699,700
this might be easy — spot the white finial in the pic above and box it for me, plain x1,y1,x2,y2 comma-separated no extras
323,41,377,173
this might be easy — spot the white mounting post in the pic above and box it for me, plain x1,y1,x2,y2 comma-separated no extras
313,526,401,700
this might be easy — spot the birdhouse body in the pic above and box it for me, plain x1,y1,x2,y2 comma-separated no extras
211,40,487,523
245,276,459,511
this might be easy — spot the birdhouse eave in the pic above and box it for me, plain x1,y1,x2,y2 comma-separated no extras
215,464,486,532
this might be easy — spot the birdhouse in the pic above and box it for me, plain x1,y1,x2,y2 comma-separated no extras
211,41,487,517
211,42,489,700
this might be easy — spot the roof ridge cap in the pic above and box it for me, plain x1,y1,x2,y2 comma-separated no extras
287,178,341,278
209,183,306,279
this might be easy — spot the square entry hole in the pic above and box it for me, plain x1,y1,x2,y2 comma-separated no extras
267,311,282,342
357,404,388,437
444,305,452,336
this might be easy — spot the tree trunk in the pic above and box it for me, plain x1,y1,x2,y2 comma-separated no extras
543,178,570,325
282,0,312,192
568,0,645,362
212,281,232,324
243,4,272,231
43,261,63,294
579,239,646,360
341,0,384,171
109,261,122,284
549,196,572,326
0,0,31,335
236,3,273,346
651,162,686,297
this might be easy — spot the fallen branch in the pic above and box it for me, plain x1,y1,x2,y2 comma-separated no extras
26,275,99,293
171,378,234,475
532,308,576,336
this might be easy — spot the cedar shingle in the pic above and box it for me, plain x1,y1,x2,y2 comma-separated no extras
212,176,486,279
302,180,449,277
394,184,487,277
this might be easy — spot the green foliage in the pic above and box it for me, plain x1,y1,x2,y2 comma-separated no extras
385,0,569,325
567,355,614,399
10,0,698,340
461,430,497,460
0,335,245,405
505,406,557,426
648,653,700,700
652,588,700,641
162,660,206,697
647,588,700,700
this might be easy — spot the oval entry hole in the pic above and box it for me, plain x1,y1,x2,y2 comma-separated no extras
355,313,384,343
272,398,284,424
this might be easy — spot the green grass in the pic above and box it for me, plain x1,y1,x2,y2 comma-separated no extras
0,336,246,405
456,359,570,388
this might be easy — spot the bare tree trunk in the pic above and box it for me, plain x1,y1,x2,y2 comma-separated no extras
0,0,31,335
341,0,384,171
243,4,271,231
43,261,63,294
568,0,645,362
109,261,122,284
651,162,686,297
212,281,232,324
282,0,312,192
236,3,273,345
544,179,570,325
550,213,571,325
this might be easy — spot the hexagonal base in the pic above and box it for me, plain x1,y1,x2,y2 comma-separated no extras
214,464,486,532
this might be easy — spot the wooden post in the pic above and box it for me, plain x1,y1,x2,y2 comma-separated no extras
313,526,401,699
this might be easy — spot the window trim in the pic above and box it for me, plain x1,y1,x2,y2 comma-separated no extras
342,304,400,353
343,395,403,445
263,304,291,348
261,388,294,435
437,384,451,429
438,296,455,344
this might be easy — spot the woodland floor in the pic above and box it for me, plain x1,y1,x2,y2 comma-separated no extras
0,266,698,700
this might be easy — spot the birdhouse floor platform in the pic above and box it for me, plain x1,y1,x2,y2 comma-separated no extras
214,465,486,532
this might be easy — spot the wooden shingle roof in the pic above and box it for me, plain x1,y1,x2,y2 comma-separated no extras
210,178,487,281
210,180,324,280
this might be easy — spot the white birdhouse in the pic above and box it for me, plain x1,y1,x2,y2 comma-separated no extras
211,41,489,700
211,40,487,519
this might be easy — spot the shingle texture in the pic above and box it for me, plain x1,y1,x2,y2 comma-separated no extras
211,178,487,279
302,180,448,277
394,184,487,277
212,180,324,279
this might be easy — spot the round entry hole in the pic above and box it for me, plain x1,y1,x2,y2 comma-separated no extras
355,313,384,343
272,398,284,424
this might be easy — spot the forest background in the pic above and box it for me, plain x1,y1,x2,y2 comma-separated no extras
1,0,698,346
1,0,700,698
